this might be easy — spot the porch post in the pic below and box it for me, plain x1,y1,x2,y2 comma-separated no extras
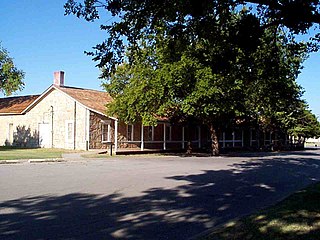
232,131,235,147
223,132,226,148
108,124,111,141
114,119,118,153
141,124,144,151
182,126,185,149
86,109,90,150
198,126,201,148
163,123,166,150
242,130,244,147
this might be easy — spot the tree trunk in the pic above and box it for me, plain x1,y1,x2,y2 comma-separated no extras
209,124,220,156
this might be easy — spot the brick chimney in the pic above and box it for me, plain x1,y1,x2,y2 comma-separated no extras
53,71,65,86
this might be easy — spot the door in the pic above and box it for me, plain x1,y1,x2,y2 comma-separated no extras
39,123,50,148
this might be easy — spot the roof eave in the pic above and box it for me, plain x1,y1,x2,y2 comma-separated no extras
0,112,23,116
1,85,118,121
21,85,55,114
53,85,118,121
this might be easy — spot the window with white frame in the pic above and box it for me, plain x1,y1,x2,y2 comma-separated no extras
102,123,110,142
65,121,74,142
127,124,134,141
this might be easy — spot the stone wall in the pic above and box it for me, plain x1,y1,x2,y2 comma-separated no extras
89,112,114,149
117,121,140,148
0,88,87,150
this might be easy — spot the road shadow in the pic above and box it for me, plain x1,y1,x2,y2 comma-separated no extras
1,155,320,239
157,149,320,158
216,149,320,159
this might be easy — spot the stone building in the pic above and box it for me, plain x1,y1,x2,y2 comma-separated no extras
0,71,286,153
0,71,200,152
0,71,113,150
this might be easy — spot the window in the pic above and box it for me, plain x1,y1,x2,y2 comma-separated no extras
65,121,74,142
127,124,134,141
102,123,110,142
67,123,73,140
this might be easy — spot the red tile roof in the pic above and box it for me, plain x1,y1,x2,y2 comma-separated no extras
0,95,40,114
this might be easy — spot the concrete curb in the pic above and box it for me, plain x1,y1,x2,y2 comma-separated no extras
28,159,66,163
0,158,66,164
0,160,27,164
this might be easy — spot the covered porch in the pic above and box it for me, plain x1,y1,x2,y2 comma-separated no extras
113,121,204,154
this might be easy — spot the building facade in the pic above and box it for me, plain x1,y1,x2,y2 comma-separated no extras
0,71,291,153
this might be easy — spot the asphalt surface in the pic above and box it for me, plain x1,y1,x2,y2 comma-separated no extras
1,150,320,239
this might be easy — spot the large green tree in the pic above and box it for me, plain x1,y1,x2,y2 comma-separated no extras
104,11,308,155
288,106,320,141
0,44,24,96
65,1,314,155
65,0,320,76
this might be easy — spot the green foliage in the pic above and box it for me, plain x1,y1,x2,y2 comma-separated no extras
65,0,316,153
104,32,243,127
288,107,320,139
0,44,24,96
65,0,320,76
241,27,308,132
104,15,308,132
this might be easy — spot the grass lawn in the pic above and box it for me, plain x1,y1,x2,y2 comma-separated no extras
0,147,76,160
203,182,320,240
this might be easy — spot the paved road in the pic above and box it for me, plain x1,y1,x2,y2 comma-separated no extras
1,150,320,239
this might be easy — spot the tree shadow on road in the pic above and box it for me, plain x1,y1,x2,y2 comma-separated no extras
1,156,320,239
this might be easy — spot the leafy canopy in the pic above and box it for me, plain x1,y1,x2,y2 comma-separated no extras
105,11,308,132
65,0,320,77
0,44,24,96
65,1,312,129
65,0,319,154
288,106,320,139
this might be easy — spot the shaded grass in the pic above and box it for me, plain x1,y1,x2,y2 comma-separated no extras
0,147,78,160
202,182,320,240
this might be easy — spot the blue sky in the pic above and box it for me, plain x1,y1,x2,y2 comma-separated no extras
1,0,319,118
0,0,105,94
